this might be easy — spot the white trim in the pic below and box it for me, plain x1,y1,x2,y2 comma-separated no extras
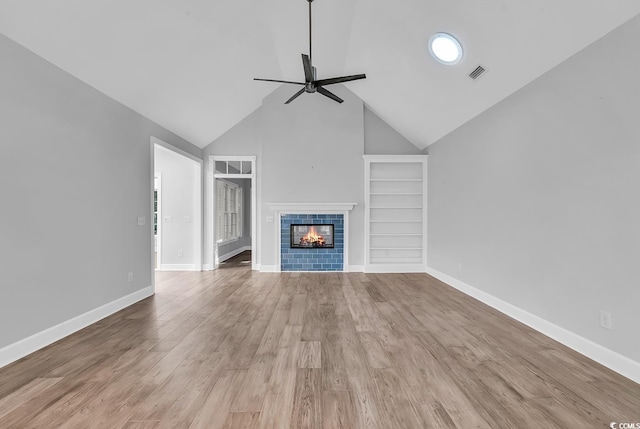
150,143,156,292
218,246,252,264
210,155,256,161
0,286,153,370
347,265,365,273
367,264,427,273
426,267,640,384
157,264,199,271
193,161,203,271
363,154,429,162
268,203,356,212
155,173,163,270
152,136,202,164
260,265,278,273
363,155,428,273
202,263,213,271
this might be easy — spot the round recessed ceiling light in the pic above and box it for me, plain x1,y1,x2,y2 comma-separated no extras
428,33,463,65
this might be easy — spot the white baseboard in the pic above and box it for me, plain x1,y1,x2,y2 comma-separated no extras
217,246,251,264
157,264,198,271
426,268,640,384
365,263,427,273
347,265,365,273
260,265,278,273
0,285,153,370
202,263,213,271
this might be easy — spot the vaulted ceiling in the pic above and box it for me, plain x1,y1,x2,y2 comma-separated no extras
1,1,638,149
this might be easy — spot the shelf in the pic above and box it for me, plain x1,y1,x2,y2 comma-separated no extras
370,233,422,237
370,193,422,196
370,207,422,209
370,247,423,250
370,219,422,223
370,179,423,182
370,255,423,259
365,156,427,271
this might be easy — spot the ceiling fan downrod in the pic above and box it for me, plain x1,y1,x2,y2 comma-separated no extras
308,0,313,67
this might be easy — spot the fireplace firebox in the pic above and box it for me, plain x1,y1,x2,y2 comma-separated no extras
290,224,334,248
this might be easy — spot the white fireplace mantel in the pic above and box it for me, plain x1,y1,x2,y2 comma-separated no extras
267,202,356,213
267,203,357,272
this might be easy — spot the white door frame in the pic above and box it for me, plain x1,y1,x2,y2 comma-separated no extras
207,155,257,271
154,173,162,269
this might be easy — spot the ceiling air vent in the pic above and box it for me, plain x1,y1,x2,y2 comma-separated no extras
469,65,486,80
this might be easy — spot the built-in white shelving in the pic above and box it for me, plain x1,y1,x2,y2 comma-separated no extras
364,155,428,273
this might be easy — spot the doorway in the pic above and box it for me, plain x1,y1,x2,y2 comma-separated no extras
152,138,203,276
207,156,257,270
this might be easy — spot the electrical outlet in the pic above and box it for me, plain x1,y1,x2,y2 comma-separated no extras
599,310,612,330
178,250,184,257
457,261,463,272
127,272,133,282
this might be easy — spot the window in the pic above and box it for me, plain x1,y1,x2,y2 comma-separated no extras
428,32,463,65
154,189,158,235
216,180,243,243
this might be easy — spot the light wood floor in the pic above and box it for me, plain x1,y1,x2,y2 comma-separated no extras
1,261,638,428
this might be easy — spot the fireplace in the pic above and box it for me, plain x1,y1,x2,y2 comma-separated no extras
290,224,334,248
267,203,356,272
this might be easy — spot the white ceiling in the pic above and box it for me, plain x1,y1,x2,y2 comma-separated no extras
1,1,638,149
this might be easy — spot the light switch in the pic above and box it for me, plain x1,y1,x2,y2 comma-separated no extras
184,216,191,223
137,216,146,226
163,216,173,222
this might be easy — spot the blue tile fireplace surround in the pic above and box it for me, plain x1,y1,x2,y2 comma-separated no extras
281,214,344,271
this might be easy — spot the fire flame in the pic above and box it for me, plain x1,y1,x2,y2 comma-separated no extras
300,226,326,247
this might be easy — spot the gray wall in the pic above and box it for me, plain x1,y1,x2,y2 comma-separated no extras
202,109,261,267
364,106,422,155
260,85,365,268
0,34,201,349
427,16,640,362
203,84,422,269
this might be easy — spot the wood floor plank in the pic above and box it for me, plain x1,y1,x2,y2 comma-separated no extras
372,368,427,429
221,412,260,429
231,306,290,412
0,377,62,420
290,368,323,429
255,344,299,429
289,293,307,325
358,332,392,369
322,390,356,429
0,261,637,428
298,341,322,369
0,378,83,428
189,370,248,429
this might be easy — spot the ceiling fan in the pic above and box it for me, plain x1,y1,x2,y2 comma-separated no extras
254,0,366,104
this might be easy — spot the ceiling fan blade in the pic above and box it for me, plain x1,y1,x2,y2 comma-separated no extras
285,87,306,104
254,78,305,85
302,54,314,82
314,74,366,86
317,86,343,103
